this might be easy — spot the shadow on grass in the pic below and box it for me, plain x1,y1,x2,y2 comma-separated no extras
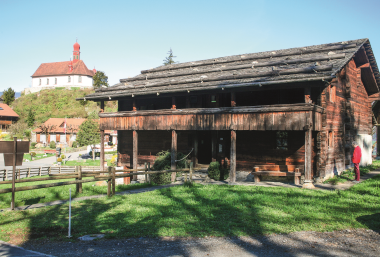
357,213,380,234
2,176,377,256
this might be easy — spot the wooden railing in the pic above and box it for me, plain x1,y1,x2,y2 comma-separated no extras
0,162,198,210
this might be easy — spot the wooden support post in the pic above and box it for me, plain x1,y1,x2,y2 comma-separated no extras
229,130,236,184
193,132,198,166
48,167,51,175
171,97,176,109
107,167,112,197
303,126,315,189
147,162,151,183
11,137,16,210
100,130,105,171
144,162,147,183
190,162,193,182
294,168,300,185
231,92,236,107
28,168,30,178
304,87,311,103
171,130,177,182
5,169,7,181
59,166,61,174
77,166,83,193
100,101,105,112
132,99,137,111
211,132,217,162
112,167,116,196
133,130,138,181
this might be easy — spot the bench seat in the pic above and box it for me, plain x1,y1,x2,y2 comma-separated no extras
251,165,303,185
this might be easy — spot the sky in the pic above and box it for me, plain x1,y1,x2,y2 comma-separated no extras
1,0,380,92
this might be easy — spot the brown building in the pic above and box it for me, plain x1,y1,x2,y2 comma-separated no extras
0,103,19,131
79,38,379,186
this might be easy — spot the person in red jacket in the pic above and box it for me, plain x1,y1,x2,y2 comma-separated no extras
351,141,362,182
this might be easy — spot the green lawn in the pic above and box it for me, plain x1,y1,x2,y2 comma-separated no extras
0,175,379,243
23,153,55,162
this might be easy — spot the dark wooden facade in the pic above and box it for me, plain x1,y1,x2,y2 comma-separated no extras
80,38,379,184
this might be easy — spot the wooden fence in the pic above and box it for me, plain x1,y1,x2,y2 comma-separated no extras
0,162,197,210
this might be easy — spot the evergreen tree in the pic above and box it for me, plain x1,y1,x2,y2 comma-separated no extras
27,108,35,127
163,48,177,65
93,71,109,89
77,117,100,160
2,87,15,105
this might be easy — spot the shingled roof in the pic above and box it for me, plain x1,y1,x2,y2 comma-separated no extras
32,60,95,77
80,38,379,101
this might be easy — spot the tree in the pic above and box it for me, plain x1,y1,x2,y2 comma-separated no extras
163,48,177,65
93,71,109,89
76,118,100,160
38,124,57,145
2,87,15,105
27,108,35,127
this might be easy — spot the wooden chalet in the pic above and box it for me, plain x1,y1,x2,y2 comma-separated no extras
0,103,19,131
79,38,379,187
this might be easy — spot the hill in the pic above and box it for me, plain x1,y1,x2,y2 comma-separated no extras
11,88,117,126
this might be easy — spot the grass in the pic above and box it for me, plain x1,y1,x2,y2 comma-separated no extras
0,175,379,243
0,175,154,210
23,153,55,161
63,159,114,166
324,160,380,185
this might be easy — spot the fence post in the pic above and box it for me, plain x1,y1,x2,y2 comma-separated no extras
5,169,7,181
147,162,151,183
76,166,82,194
16,169,19,180
144,162,147,183
107,167,112,197
59,166,61,174
112,167,116,196
48,167,51,175
190,162,193,182
185,162,188,182
28,168,31,178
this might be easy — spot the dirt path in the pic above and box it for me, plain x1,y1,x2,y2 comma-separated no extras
21,229,380,257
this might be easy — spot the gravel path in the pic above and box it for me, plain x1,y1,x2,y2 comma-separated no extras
22,229,380,257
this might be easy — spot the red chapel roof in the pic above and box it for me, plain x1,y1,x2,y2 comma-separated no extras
32,60,95,78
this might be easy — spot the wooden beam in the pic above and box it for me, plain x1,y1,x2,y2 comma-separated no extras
172,97,176,109
303,125,315,189
171,130,177,182
231,92,236,107
193,132,198,166
133,130,138,181
100,101,105,112
100,130,105,171
229,130,236,184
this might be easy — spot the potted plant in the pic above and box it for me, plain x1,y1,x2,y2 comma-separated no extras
57,157,62,165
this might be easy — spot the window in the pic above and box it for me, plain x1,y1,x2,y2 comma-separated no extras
329,85,336,102
328,131,334,149
39,79,41,85
78,76,82,83
68,76,71,82
276,131,288,150
55,78,57,84
47,78,49,85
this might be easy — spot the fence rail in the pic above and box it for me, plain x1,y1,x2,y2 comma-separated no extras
0,162,199,210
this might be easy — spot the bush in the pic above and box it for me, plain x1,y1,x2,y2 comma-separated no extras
72,141,77,148
60,154,66,159
31,142,37,149
30,152,36,157
110,154,117,167
207,161,229,181
49,141,56,149
57,157,62,162
151,150,187,184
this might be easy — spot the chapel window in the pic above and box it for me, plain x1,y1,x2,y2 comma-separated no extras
55,78,57,84
39,79,41,85
79,76,82,83
68,76,71,82
47,78,49,85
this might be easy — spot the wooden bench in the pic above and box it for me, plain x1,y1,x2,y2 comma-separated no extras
252,165,303,185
